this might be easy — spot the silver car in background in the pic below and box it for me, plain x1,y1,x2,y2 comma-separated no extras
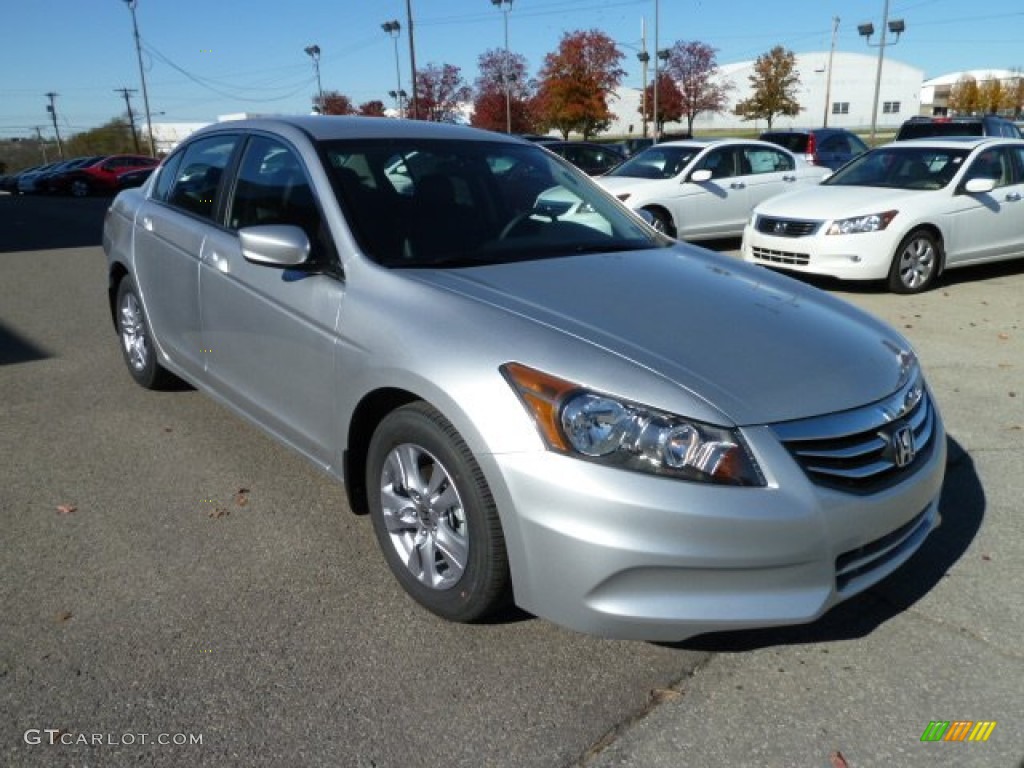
103,117,945,641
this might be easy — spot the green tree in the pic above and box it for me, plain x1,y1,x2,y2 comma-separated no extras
66,118,137,156
734,46,801,129
534,29,625,139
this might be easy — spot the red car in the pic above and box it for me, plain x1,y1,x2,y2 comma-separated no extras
48,154,159,197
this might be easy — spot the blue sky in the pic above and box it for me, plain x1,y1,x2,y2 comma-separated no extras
2,0,1022,138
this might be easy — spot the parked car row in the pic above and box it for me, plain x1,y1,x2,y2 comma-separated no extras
0,154,158,196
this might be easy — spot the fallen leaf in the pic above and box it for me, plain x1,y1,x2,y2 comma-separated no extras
981,554,992,561
829,751,850,768
208,507,230,519
56,504,77,516
1010,392,1017,398
998,333,1009,340
55,611,73,624
163,427,173,433
650,688,682,703
234,487,250,507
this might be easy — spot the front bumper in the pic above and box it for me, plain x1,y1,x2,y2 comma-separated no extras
741,223,900,282
482,409,946,642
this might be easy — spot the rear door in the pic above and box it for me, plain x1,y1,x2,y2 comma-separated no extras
738,144,807,214
131,133,241,380
198,134,343,467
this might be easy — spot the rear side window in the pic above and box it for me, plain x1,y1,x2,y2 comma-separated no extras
761,133,808,153
152,152,184,201
164,134,239,220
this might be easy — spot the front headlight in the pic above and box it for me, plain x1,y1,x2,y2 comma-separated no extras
501,363,764,486
826,210,898,235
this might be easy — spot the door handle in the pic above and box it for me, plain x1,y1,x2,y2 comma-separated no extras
209,251,230,273
1005,192,1022,202
141,215,153,231
729,182,746,189
782,175,797,182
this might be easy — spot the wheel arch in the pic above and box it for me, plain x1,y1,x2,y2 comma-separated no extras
108,262,130,332
903,222,946,275
641,204,676,237
342,387,421,516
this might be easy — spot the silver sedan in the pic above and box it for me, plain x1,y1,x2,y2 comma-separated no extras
103,116,945,641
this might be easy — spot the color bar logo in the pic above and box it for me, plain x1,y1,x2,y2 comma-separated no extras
920,721,996,742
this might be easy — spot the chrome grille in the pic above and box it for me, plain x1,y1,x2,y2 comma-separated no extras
751,246,810,266
755,216,821,237
771,374,936,492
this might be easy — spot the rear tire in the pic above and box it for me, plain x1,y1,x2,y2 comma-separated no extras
70,179,91,198
115,277,177,389
888,229,940,294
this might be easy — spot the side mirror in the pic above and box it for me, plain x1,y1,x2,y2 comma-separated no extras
689,169,712,183
239,225,311,268
964,177,996,194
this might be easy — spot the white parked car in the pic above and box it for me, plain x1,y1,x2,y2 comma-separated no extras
596,138,830,240
742,137,1024,293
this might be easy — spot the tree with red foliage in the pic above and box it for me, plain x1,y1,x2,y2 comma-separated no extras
535,29,625,140
415,63,472,123
640,73,684,136
320,90,355,115
664,41,732,135
471,48,537,133
358,100,387,117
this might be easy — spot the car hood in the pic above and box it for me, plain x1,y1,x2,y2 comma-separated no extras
755,185,923,219
410,245,913,426
596,176,667,196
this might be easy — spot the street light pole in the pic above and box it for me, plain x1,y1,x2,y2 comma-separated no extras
304,44,323,113
123,0,156,157
406,0,419,120
491,0,513,133
822,16,839,127
382,21,403,117
638,18,649,138
652,0,659,140
859,0,905,144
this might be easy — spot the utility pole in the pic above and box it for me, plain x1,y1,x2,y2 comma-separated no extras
34,126,48,162
652,0,659,140
822,16,839,127
124,0,156,156
115,87,141,152
406,0,419,120
638,18,649,138
45,92,65,160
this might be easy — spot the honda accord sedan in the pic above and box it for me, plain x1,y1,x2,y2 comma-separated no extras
103,116,945,641
742,137,1024,293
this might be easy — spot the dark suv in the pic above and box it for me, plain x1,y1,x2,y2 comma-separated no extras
895,115,1022,140
759,128,868,170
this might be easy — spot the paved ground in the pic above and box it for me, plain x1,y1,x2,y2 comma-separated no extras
1,196,1021,767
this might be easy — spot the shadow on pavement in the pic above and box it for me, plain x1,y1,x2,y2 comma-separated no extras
0,320,51,365
0,195,111,253
676,436,983,652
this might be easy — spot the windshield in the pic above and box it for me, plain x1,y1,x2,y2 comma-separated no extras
898,121,983,140
823,146,970,190
319,139,664,267
605,146,700,180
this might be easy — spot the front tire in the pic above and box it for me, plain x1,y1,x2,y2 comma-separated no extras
115,277,176,389
888,229,941,294
643,206,675,238
367,402,510,623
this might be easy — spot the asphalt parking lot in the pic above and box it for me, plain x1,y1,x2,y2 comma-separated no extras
1,194,1021,767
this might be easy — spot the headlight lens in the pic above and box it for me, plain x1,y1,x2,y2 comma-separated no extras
826,210,898,235
501,363,764,486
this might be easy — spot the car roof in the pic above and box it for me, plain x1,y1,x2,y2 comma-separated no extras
656,138,792,150
192,115,526,145
881,136,1023,149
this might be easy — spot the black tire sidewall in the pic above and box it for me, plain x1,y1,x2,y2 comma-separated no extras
115,277,163,389
367,403,509,623
889,229,940,294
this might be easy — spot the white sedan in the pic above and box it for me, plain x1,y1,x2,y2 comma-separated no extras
596,138,829,241
742,137,1024,293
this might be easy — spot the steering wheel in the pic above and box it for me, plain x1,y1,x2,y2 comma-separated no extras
498,209,556,240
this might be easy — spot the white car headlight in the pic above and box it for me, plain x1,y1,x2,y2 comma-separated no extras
502,363,764,486
827,210,898,235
